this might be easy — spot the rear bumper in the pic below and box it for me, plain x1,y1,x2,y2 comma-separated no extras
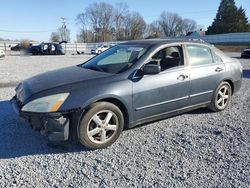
11,97,70,142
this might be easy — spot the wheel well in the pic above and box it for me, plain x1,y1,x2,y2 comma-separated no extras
223,79,234,94
97,98,129,129
68,98,129,141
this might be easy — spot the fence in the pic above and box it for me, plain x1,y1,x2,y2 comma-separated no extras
186,32,250,45
1,32,250,54
0,41,92,54
0,41,121,54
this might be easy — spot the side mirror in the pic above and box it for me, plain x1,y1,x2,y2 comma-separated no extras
143,63,161,75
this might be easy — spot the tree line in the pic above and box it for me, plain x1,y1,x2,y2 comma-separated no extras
75,2,198,43
50,0,250,43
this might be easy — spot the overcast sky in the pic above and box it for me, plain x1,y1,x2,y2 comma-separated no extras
0,0,249,42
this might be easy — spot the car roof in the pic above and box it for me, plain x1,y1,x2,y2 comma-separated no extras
120,39,209,47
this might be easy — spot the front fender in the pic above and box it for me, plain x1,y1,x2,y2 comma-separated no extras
58,79,133,122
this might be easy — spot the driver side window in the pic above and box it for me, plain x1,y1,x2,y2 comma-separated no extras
150,46,184,72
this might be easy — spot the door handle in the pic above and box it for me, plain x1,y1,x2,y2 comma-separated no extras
215,67,223,72
177,74,188,81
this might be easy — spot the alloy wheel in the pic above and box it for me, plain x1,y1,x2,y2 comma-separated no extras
86,110,119,144
216,85,230,109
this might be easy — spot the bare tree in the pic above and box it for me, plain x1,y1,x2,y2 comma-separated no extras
76,13,89,42
76,12,95,43
145,21,163,39
58,26,70,42
113,3,129,40
77,29,96,43
182,19,197,35
159,12,183,37
76,2,146,42
50,32,60,42
125,12,146,40
85,2,114,42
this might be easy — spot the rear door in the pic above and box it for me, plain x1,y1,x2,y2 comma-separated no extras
186,44,225,105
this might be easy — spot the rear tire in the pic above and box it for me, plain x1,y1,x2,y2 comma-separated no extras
208,82,232,112
78,102,124,149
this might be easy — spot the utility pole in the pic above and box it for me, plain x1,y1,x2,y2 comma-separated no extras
61,17,67,41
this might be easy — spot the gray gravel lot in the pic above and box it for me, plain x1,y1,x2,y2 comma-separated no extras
0,54,92,89
0,53,249,187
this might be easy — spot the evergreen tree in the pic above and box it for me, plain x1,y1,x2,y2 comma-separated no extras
207,0,250,34
237,6,250,32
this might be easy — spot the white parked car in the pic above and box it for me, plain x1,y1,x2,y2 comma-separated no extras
0,49,5,58
94,44,113,55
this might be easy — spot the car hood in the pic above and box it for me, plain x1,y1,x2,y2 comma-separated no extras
22,66,111,95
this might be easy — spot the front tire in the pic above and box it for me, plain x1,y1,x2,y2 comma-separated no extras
209,82,232,112
78,102,124,149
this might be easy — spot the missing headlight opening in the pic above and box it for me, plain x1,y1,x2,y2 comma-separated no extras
37,115,69,142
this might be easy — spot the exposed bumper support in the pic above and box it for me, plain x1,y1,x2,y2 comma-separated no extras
11,97,70,142
40,116,69,142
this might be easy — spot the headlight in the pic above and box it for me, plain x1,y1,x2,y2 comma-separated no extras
21,93,69,113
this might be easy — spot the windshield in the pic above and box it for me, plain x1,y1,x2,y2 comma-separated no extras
82,45,148,74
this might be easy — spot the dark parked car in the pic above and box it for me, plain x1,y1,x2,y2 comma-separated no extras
11,40,242,149
10,43,32,51
30,42,65,55
10,43,23,51
241,47,250,58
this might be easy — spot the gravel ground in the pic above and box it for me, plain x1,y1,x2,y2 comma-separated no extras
0,54,92,89
0,53,249,187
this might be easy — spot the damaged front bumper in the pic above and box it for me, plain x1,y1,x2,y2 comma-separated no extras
11,96,70,142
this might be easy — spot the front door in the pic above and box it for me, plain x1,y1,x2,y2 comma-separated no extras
132,45,190,121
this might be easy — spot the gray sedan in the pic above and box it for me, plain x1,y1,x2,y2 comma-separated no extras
11,40,242,149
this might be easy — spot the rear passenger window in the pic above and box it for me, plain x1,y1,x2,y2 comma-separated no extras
187,45,213,66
